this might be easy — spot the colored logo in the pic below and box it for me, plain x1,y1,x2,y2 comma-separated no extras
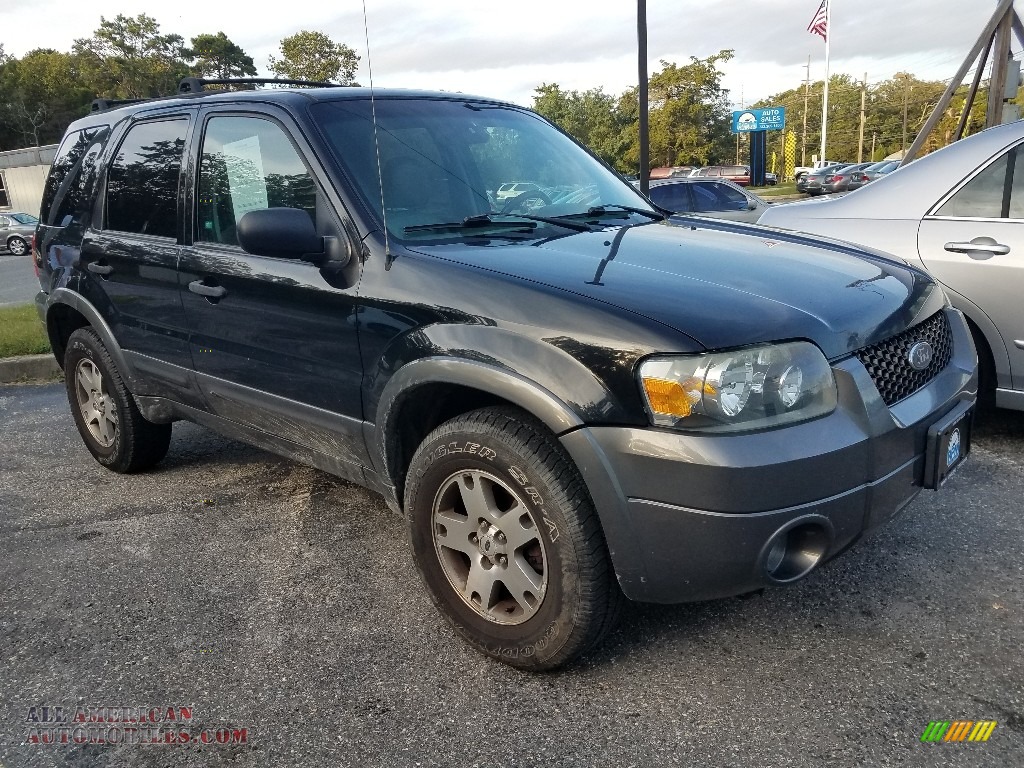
947,429,961,467
907,341,933,371
921,720,997,743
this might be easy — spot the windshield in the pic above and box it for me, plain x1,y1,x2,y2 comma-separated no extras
10,213,38,225
311,98,655,241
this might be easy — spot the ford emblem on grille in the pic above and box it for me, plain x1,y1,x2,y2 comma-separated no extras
908,341,934,371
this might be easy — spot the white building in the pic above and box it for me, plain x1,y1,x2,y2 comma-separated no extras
0,145,57,216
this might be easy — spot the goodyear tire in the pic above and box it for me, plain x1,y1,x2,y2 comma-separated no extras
64,328,172,473
405,407,621,670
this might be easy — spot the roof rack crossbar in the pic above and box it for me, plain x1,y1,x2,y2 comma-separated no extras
178,77,338,94
91,98,147,113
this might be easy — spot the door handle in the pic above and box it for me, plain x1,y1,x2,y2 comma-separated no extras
943,238,1010,256
188,280,227,299
86,262,113,276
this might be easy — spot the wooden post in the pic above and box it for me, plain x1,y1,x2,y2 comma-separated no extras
986,8,1014,127
903,0,1014,163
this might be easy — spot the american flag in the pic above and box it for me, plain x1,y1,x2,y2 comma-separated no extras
807,0,828,39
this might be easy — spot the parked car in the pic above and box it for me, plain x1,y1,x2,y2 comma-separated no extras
694,165,751,186
796,163,850,195
819,162,874,193
848,160,901,189
0,212,38,255
638,177,768,222
34,77,977,671
760,119,1024,410
650,166,694,179
495,181,539,202
793,159,843,181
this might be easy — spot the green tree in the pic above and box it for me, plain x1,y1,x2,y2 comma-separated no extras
646,51,735,167
0,48,93,149
185,32,257,81
532,84,630,169
268,31,360,85
72,14,188,98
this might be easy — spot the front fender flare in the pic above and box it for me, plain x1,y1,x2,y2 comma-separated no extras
372,356,584,474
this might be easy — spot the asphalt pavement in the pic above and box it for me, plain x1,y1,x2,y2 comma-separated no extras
1,383,1022,767
0,250,39,307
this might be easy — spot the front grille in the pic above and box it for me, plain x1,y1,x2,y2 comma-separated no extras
853,311,953,406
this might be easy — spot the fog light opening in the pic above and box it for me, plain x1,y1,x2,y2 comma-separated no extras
763,522,829,583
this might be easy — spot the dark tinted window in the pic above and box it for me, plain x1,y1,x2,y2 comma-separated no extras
106,119,187,238
197,116,317,247
649,184,691,211
40,126,110,226
691,183,722,212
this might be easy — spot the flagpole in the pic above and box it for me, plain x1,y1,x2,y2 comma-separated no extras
820,0,831,161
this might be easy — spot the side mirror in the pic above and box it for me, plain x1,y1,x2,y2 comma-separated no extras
747,200,758,210
237,208,324,261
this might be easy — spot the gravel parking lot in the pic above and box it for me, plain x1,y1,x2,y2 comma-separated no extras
1,382,1022,767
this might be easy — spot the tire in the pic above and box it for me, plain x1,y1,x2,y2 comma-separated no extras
405,406,622,671
7,236,27,256
64,328,172,472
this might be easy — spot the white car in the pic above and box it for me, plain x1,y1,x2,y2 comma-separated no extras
759,121,1024,411
495,182,539,202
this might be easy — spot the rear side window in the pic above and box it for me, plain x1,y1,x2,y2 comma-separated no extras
105,119,188,238
936,146,1024,219
40,126,110,226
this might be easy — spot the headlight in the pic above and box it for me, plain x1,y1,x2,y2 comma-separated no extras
638,341,837,432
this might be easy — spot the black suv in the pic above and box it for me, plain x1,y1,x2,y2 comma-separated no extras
34,79,978,670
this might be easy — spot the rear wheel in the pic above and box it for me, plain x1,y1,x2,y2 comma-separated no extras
405,407,621,670
64,328,172,472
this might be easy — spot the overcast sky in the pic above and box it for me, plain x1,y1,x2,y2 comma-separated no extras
1,0,1007,108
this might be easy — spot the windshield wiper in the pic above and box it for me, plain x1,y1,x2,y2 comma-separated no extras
404,216,536,234
404,213,590,235
583,204,665,220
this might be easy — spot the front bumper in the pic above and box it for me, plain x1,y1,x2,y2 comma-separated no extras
560,308,978,603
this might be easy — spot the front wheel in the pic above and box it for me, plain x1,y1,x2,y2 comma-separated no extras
7,236,27,256
405,407,621,670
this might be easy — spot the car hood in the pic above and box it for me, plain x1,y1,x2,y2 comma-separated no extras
409,219,943,359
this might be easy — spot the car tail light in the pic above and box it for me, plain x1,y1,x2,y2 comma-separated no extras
31,231,40,278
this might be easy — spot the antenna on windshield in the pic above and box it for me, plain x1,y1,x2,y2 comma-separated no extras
362,0,391,264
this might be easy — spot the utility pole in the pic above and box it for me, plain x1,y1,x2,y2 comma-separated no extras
901,76,911,156
801,56,810,167
857,72,867,162
637,0,649,195
871,132,876,161
735,86,744,164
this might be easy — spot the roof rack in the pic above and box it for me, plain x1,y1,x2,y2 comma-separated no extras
87,77,344,114
178,77,338,94
90,97,147,113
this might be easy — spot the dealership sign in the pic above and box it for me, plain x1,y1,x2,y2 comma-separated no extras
731,107,786,133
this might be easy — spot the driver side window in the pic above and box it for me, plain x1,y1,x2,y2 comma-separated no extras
197,116,317,247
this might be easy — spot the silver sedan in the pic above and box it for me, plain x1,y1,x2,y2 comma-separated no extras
0,212,37,256
758,121,1024,411
638,177,769,223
